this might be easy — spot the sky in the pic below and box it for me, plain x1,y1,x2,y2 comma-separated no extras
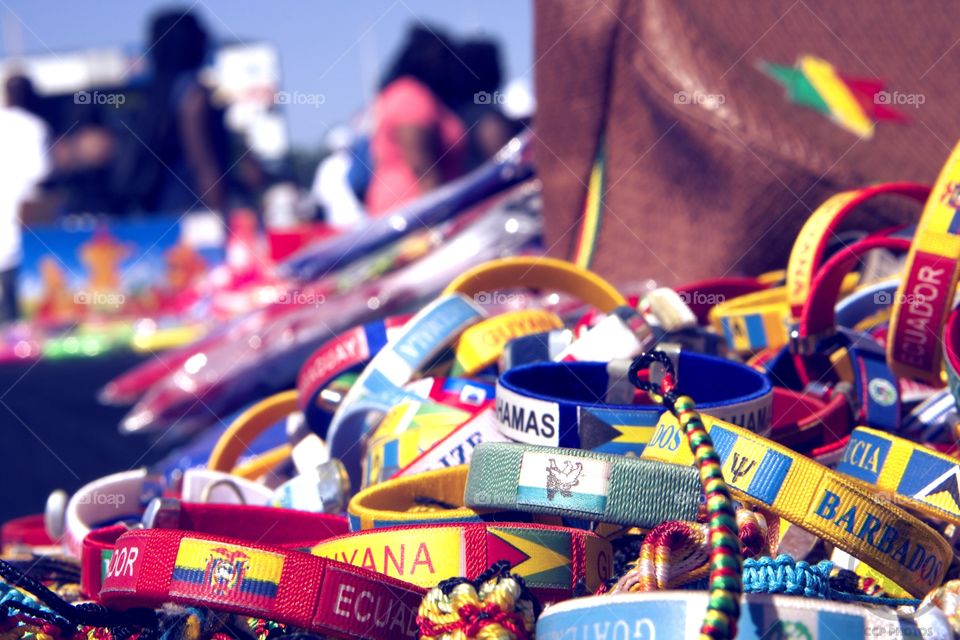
0,0,534,148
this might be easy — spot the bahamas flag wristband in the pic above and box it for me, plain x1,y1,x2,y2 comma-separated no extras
641,416,951,597
535,591,950,640
310,521,611,601
495,352,772,454
463,442,701,527
837,427,960,526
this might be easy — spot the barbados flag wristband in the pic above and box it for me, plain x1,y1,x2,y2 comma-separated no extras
837,427,960,527
310,522,611,602
535,591,951,640
641,417,951,597
347,466,548,531
96,522,426,639
888,142,960,383
495,353,772,454
463,442,701,527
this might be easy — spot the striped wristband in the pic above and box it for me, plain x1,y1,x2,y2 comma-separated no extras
463,442,701,527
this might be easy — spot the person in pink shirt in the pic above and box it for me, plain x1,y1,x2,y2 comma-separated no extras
366,27,467,215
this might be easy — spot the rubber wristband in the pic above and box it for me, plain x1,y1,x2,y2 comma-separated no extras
944,307,960,409
463,442,701,526
837,426,960,526
82,501,348,599
642,415,951,597
787,182,929,318
1,514,55,555
767,387,851,455
296,315,409,435
97,524,425,639
327,294,486,489
346,466,548,531
674,277,770,325
535,591,951,640
888,144,960,382
902,389,958,444
207,389,299,475
442,256,627,312
835,277,900,332
310,522,612,600
494,353,773,451
451,309,563,376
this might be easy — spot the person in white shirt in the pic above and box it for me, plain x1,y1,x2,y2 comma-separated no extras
310,125,367,230
0,74,50,322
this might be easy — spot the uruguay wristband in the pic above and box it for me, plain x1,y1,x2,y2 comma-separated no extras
535,591,951,640
82,501,348,600
347,465,547,531
838,427,960,527
495,353,772,453
451,309,564,376
888,142,960,382
296,315,409,435
96,524,425,639
327,294,486,488
463,442,701,526
310,522,611,600
641,416,951,597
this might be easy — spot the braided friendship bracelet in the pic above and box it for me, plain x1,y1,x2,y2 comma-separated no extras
629,351,743,640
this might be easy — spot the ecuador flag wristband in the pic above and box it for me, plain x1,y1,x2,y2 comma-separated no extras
310,522,611,601
837,427,960,527
888,141,960,383
97,526,424,640
463,442,701,527
641,417,951,597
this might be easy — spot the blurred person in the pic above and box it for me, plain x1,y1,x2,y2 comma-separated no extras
113,7,230,214
0,74,51,322
455,38,518,167
311,125,367,229
366,25,467,215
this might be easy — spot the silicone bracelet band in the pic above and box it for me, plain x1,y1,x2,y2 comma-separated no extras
642,416,951,597
463,442,701,526
535,591,951,640
837,426,960,526
207,389,299,475
494,353,773,452
310,521,611,600
451,309,563,376
888,144,960,382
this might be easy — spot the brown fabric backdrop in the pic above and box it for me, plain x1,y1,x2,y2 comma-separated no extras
535,0,960,286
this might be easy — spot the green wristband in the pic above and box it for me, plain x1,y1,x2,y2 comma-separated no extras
464,442,701,526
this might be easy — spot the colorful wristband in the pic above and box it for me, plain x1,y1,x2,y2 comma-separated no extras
451,309,564,376
207,389,298,476
463,442,701,526
495,353,773,452
888,143,960,382
641,416,952,597
310,522,611,600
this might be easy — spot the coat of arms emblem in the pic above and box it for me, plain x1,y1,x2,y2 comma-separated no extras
545,458,583,500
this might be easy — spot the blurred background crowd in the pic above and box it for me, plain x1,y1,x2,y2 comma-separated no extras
0,1,533,322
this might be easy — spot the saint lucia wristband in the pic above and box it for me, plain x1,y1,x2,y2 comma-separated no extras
641,416,951,597
347,465,548,531
495,353,772,453
463,442,701,526
535,591,952,640
96,522,425,639
837,427,960,527
888,142,960,382
310,522,611,600
296,315,409,435
451,309,564,376
327,294,486,489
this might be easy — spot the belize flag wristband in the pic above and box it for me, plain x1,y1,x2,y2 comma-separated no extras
535,591,951,640
463,442,701,527
95,517,426,639
641,416,951,597
310,521,611,601
495,352,772,454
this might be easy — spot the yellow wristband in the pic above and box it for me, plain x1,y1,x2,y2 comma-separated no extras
641,415,951,597
838,426,960,526
451,309,563,376
442,256,626,313
207,389,298,477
